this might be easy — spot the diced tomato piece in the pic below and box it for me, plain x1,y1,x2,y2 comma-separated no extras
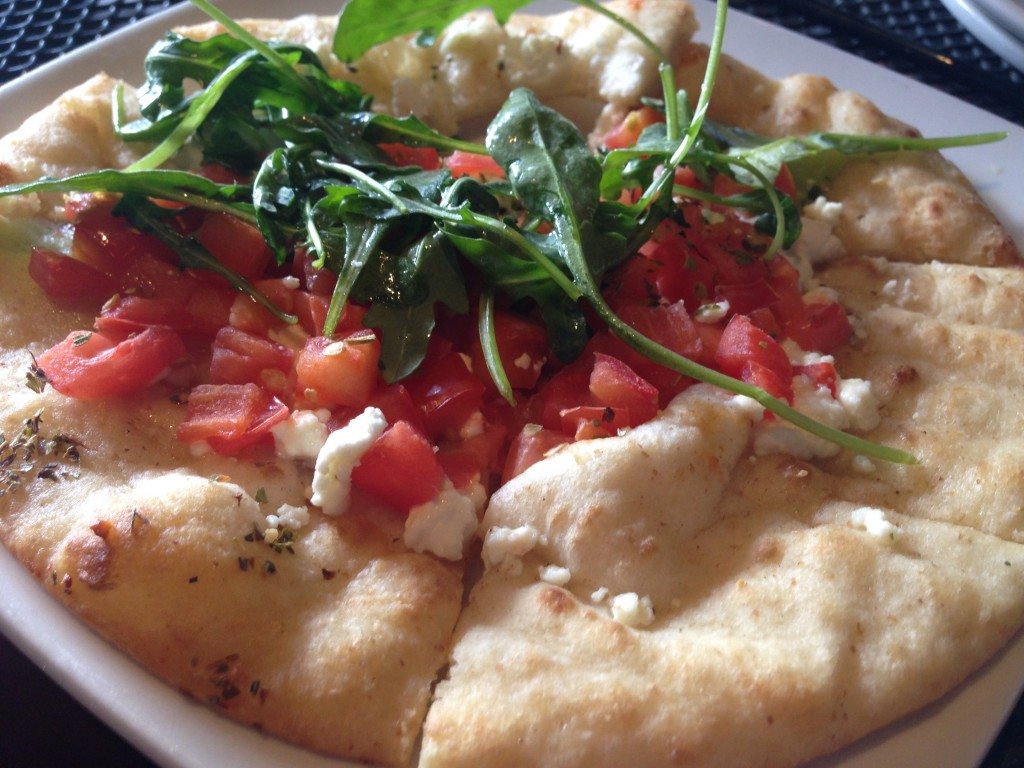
766,257,805,326
469,312,548,392
197,213,273,281
602,106,664,149
28,247,118,307
560,405,631,440
37,328,186,400
605,255,661,310
292,248,338,296
712,173,752,198
405,351,486,439
589,353,659,426
72,204,176,277
747,307,782,338
295,332,381,409
200,164,247,185
228,278,297,336
184,284,235,337
366,384,428,434
674,166,703,191
501,425,571,483
210,326,295,390
294,292,330,336
795,361,838,397
177,383,288,454
717,280,777,315
530,356,594,431
740,360,793,402
377,143,441,170
784,302,852,354
716,314,793,396
351,421,445,513
438,450,484,490
445,150,506,180
97,296,190,339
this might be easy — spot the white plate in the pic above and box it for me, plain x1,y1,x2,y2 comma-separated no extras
939,0,1024,73
968,0,1024,43
1,2,1023,767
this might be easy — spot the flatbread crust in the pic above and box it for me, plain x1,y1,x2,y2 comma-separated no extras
0,2,1022,767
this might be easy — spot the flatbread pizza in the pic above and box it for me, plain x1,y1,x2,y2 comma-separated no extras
0,2,1021,767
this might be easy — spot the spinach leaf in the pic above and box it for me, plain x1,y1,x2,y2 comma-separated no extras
333,0,531,62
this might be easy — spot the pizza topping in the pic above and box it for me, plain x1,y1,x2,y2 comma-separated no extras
849,506,900,542
610,592,655,628
403,480,482,561
309,406,387,516
271,409,330,461
481,524,544,575
537,564,572,587
266,503,310,533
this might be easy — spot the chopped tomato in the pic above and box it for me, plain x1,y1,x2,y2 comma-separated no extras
292,248,337,296
295,332,381,408
795,361,838,397
228,278,297,336
294,292,330,336
602,106,664,149
366,384,428,434
28,247,117,307
716,280,777,315
716,314,793,401
469,311,548,392
502,425,570,483
530,356,593,431
560,405,631,440
445,150,506,180
377,143,441,170
405,351,486,438
589,353,659,426
351,420,445,513
72,204,176,277
177,383,289,454
38,328,186,400
740,360,792,402
197,213,273,281
784,302,852,354
210,326,295,390
774,164,797,199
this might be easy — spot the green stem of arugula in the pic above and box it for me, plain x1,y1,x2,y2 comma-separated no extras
323,221,387,337
724,155,786,259
127,52,256,171
188,0,321,104
635,0,729,212
572,0,681,141
479,290,516,405
319,160,409,214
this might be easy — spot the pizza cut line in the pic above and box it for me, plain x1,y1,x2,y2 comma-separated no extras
0,2,1022,767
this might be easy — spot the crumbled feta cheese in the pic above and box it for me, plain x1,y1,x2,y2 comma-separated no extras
591,586,610,603
538,564,572,586
403,481,480,561
852,455,876,474
513,353,532,370
266,503,310,531
754,374,880,460
837,377,882,432
850,506,899,542
802,286,840,305
310,407,387,516
787,197,845,281
727,395,764,422
610,592,655,627
481,525,544,575
189,440,211,457
782,339,835,366
695,299,730,324
882,279,899,298
805,196,844,226
280,275,301,289
273,410,330,461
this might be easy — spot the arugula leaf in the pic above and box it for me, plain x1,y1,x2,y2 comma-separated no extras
361,113,488,155
323,219,387,337
363,232,468,381
478,289,515,404
730,131,1006,196
0,169,254,222
333,0,531,62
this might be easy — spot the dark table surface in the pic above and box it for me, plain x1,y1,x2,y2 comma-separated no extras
0,1,1022,767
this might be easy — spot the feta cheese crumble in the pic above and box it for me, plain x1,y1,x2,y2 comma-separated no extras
850,506,900,542
538,564,572,586
610,592,655,627
481,525,544,575
403,481,483,561
266,503,310,532
309,407,387,516
695,299,730,324
272,409,331,461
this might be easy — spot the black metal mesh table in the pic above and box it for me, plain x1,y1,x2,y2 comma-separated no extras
0,1,1022,767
